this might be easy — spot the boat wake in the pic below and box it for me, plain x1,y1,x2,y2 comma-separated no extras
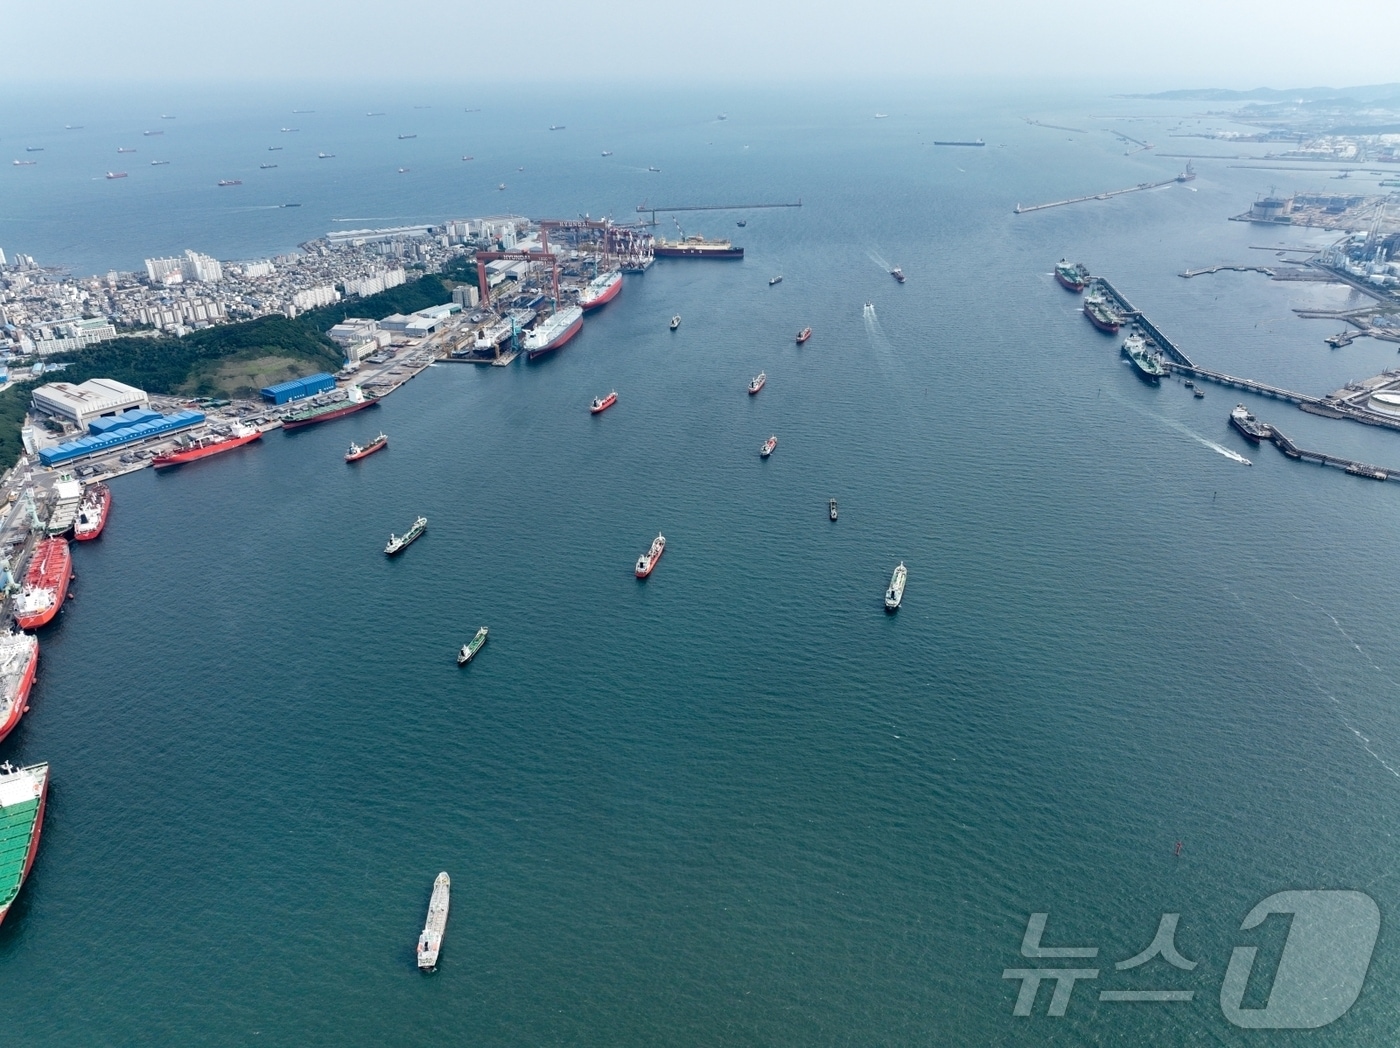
867,249,892,272
1109,389,1252,466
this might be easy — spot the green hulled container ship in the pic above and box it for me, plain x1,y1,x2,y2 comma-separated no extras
281,385,380,430
0,761,49,926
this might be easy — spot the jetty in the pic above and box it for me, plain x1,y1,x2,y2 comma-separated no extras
1179,264,1275,278
1015,166,1193,214
1244,414,1394,481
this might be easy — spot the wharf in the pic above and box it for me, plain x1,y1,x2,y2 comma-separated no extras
1180,264,1276,278
1245,413,1394,481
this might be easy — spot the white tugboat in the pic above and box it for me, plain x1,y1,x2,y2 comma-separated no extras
417,872,451,971
884,562,907,611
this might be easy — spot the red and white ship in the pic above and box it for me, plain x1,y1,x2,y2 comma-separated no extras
14,538,71,631
635,533,666,578
0,633,39,743
796,327,812,344
524,306,584,360
748,372,766,395
152,423,261,468
590,391,617,414
578,271,622,312
72,483,111,541
345,433,388,462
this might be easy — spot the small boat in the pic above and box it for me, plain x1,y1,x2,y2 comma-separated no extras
1183,379,1194,388
890,267,906,283
318,152,334,158
260,163,276,169
345,433,388,462
105,171,127,179
874,113,889,119
549,125,566,131
670,315,681,330
601,150,613,156
635,533,666,578
718,114,727,120
398,167,410,173
461,155,474,161
217,179,242,186
398,133,417,139
1193,387,1205,398
829,499,838,521
117,147,136,154
497,182,507,190
796,327,812,344
385,516,427,555
417,872,450,971
281,127,299,133
885,562,907,611
748,372,766,395
143,130,163,136
769,275,783,286
12,160,35,166
737,220,746,227
268,145,283,150
457,627,488,666
760,435,777,458
151,160,170,166
590,391,617,414
648,166,660,172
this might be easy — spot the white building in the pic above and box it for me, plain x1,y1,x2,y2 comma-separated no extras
452,285,480,308
138,297,227,330
292,284,340,311
31,318,119,357
327,318,380,347
342,267,406,298
145,256,185,283
183,249,223,283
32,378,149,427
242,260,275,279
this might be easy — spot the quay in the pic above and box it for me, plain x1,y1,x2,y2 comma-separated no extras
1243,413,1394,482
1015,166,1193,214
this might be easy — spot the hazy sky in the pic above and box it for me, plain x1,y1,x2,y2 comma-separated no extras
4,0,1398,88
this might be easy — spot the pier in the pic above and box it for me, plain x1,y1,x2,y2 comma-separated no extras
1015,167,1192,214
635,200,802,225
1179,264,1276,278
1250,415,1393,481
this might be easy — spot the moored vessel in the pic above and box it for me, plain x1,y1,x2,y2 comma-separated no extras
884,562,907,611
635,533,666,578
0,634,39,744
14,539,72,631
655,235,743,259
578,271,622,312
0,760,50,926
1083,293,1122,334
385,517,427,556
796,327,812,344
748,372,766,395
457,627,488,666
1230,403,1271,442
417,872,450,971
890,267,906,283
590,391,617,414
281,386,379,430
73,483,111,540
760,435,777,458
829,498,838,521
523,306,584,360
153,423,262,468
1122,333,1168,382
1054,259,1090,292
345,433,388,462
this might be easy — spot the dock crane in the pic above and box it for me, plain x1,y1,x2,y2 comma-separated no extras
472,249,560,309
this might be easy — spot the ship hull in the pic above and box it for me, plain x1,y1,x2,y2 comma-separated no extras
590,394,617,414
1055,270,1088,292
0,644,39,744
152,430,261,468
72,485,111,541
1083,306,1120,334
579,275,622,312
346,437,388,462
526,313,584,360
654,246,744,259
1230,414,1267,443
0,768,48,927
15,540,71,631
282,399,378,431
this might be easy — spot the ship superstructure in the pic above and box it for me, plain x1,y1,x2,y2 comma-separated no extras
0,634,39,743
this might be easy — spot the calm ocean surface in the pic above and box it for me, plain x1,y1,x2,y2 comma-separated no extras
3,84,1400,1045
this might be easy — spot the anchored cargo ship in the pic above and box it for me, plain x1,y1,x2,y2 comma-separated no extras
1122,333,1168,382
635,533,666,578
748,372,766,395
153,424,262,468
1083,293,1123,334
524,306,584,360
281,386,379,430
578,271,622,312
345,433,388,462
590,391,617,414
796,327,812,344
885,562,907,611
14,539,71,631
457,627,488,665
1055,259,1090,292
0,760,49,926
1230,403,1272,442
417,872,450,970
655,235,744,259
385,517,427,556
0,634,39,744
760,435,777,458
72,483,111,541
